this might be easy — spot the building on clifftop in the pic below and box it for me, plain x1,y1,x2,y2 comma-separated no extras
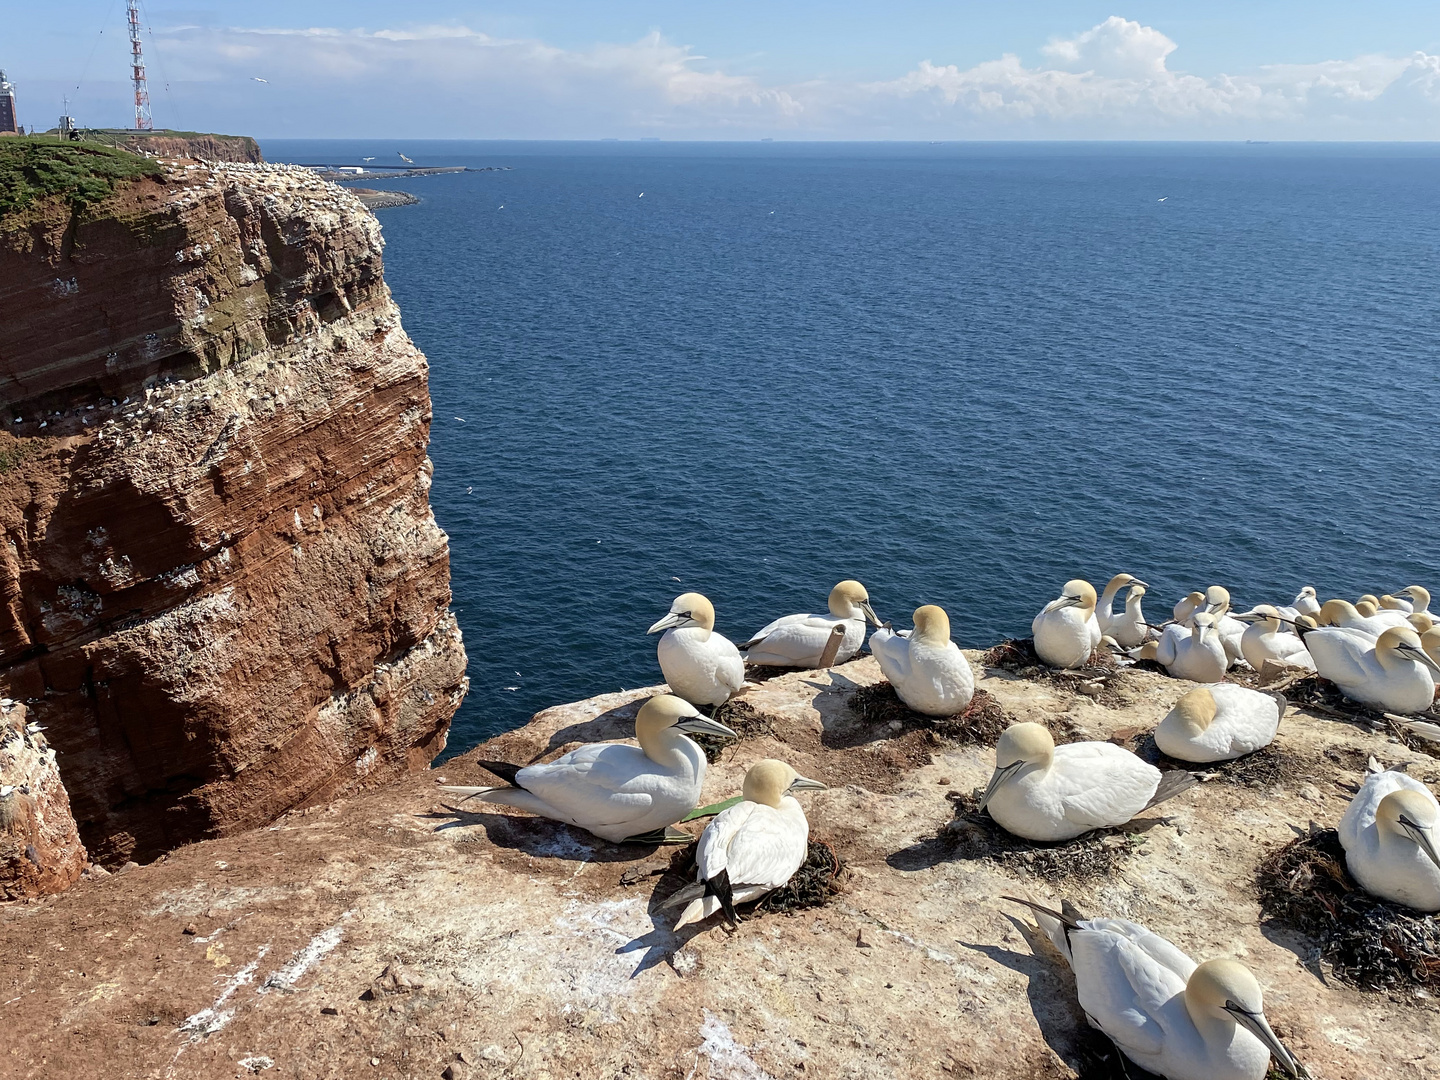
0,71,18,135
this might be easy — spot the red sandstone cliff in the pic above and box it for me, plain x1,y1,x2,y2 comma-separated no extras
0,158,468,876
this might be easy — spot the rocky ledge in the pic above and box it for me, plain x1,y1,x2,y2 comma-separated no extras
0,155,468,875
0,656,1434,1078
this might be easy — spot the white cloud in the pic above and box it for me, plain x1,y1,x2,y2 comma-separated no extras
71,16,1439,138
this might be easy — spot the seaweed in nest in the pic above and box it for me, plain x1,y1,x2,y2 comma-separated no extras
663,839,844,921
845,682,1012,745
939,792,1144,883
1123,731,1297,789
1256,827,1440,993
980,637,1129,707
1070,1028,1292,1080
692,699,778,763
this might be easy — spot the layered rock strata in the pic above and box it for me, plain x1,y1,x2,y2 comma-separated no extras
0,699,87,898
0,159,467,867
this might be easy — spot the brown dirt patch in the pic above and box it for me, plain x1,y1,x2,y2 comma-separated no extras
1257,827,1440,993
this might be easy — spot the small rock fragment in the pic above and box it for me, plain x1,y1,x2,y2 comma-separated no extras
182,923,197,935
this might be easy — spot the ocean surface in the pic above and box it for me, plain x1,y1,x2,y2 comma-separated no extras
263,140,1440,755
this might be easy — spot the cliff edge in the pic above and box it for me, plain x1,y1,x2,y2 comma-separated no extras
0,151,468,874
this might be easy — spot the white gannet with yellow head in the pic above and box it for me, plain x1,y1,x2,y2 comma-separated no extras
1409,612,1435,635
1097,573,1147,635
1291,586,1321,619
1200,586,1247,667
1155,685,1284,763
1032,580,1101,669
440,694,736,843
1305,624,1440,714
1005,897,1304,1080
1339,762,1440,911
648,592,747,706
870,604,975,716
1155,612,1228,684
979,722,1194,841
1173,590,1207,625
1398,585,1435,620
1235,605,1314,672
1101,579,1152,649
738,580,880,669
1424,626,1440,667
664,758,827,929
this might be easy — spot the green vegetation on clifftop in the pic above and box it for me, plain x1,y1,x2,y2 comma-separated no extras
0,137,163,220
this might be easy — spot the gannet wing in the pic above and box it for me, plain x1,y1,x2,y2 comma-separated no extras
1053,745,1158,829
869,629,913,684
706,803,806,891
1304,630,1372,687
1069,923,1190,1058
740,616,837,665
514,744,654,822
739,613,814,649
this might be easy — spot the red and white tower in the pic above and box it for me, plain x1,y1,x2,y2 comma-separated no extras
127,0,153,130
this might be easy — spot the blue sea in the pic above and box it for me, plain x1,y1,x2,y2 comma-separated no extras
263,140,1440,754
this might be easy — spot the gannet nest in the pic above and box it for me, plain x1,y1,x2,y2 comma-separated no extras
939,792,1144,883
846,683,1011,745
980,638,1132,707
1276,676,1440,760
745,648,869,685
1257,827,1440,993
1120,731,1297,789
693,700,778,763
665,839,844,920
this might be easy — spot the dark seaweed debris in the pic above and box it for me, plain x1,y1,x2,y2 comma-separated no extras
846,682,1012,745
1123,732,1297,789
665,839,843,921
980,637,1131,707
692,699,778,763
940,792,1143,883
1257,828,1440,992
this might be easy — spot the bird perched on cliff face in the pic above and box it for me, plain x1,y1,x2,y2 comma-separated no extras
1154,684,1284,763
1102,581,1152,649
869,604,975,716
664,758,826,929
979,722,1196,841
1305,625,1440,714
738,580,880,668
1154,613,1228,683
1096,573,1147,638
1339,761,1440,911
440,694,735,843
1004,897,1304,1080
1032,580,1101,669
649,593,747,707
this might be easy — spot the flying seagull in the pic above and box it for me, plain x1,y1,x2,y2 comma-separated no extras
251,77,268,83
398,152,414,164
1158,197,1168,202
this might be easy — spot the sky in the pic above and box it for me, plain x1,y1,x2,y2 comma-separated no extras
5,2,1440,139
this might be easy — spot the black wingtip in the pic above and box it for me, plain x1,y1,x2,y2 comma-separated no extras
707,868,741,928
475,760,523,787
1144,769,1200,809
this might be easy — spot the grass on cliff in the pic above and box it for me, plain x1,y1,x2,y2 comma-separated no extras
0,136,163,219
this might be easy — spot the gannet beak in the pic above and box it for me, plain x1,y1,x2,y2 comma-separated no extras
648,611,687,634
1397,641,1440,675
1059,594,1081,609
860,600,882,628
978,762,1025,811
1400,817,1440,871
788,775,828,793
1233,611,1262,624
1131,579,1150,589
1227,1005,1302,1077
675,715,739,739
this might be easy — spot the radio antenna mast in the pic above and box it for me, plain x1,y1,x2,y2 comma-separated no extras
127,1,153,129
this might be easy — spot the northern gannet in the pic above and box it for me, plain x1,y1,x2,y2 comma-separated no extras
1155,613,1228,684
1424,626,1440,667
441,694,737,842
664,758,826,928
1032,580,1101,669
1155,684,1283,763
1005,897,1304,1080
1339,762,1440,911
1304,625,1440,714
1380,594,1409,612
1291,586,1321,619
1410,612,1436,635
1236,606,1314,672
1103,581,1152,649
1173,590,1207,625
1398,585,1434,620
870,604,975,716
649,592,747,706
1316,599,1405,639
1097,574,1147,637
1201,586,1247,667
738,580,880,668
979,722,1194,841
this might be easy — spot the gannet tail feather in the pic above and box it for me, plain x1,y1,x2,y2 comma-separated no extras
440,785,560,818
475,760,523,786
661,882,706,910
1001,894,1087,963
1144,770,1200,809
672,895,722,930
